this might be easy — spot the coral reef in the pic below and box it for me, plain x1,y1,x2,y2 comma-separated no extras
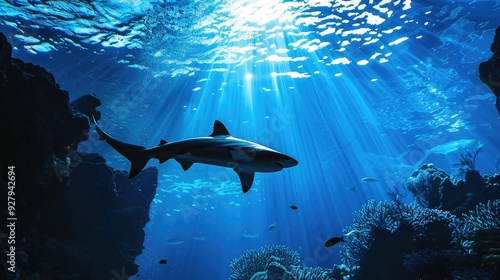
406,163,500,215
340,199,461,279
340,165,500,279
229,245,346,280
406,163,456,210
0,33,158,279
473,229,500,269
235,23,500,280
339,200,402,271
453,142,484,178
288,265,345,280
229,245,300,280
479,26,500,117
402,249,481,280
463,200,500,237
456,200,500,260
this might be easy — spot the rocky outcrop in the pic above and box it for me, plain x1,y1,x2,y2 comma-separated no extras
406,163,500,215
36,154,158,279
0,33,158,279
479,26,500,117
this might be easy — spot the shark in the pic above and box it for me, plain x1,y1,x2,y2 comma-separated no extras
93,118,298,193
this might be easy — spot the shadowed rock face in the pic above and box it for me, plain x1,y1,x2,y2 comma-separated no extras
406,163,500,215
0,32,158,280
479,26,500,117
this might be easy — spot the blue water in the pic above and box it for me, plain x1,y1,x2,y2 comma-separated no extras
2,0,500,279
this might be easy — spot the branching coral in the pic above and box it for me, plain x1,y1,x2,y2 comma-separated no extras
464,199,500,230
453,142,484,177
230,245,345,280
409,207,456,233
229,245,300,280
339,200,402,270
340,198,460,278
409,207,457,251
454,199,500,251
289,265,340,280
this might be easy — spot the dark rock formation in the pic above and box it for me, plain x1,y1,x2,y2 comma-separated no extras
406,163,500,215
473,229,500,268
0,33,158,279
479,26,500,117
36,154,158,279
406,163,456,209
70,93,102,121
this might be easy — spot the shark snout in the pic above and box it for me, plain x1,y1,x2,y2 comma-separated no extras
277,155,298,168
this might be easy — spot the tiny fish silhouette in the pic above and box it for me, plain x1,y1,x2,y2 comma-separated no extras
324,236,345,247
290,205,298,210
361,177,378,183
159,260,167,264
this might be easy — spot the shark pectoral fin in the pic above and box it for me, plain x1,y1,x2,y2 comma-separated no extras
235,170,254,193
158,157,169,164
175,158,194,171
159,140,167,146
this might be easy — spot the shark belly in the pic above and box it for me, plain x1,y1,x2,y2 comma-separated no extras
175,148,285,173
236,161,284,173
175,153,233,169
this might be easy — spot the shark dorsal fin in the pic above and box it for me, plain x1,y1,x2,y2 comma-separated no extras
210,120,230,136
159,140,167,145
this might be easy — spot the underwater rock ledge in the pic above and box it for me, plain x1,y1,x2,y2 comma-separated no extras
0,32,158,279
479,26,500,117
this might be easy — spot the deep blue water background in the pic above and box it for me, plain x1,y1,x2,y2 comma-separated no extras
2,0,500,279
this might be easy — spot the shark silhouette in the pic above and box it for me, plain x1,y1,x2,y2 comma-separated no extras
93,118,298,193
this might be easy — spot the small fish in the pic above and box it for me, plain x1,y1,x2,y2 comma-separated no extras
290,205,298,210
242,231,259,238
347,186,355,191
159,259,167,264
268,223,276,230
324,236,345,247
361,177,378,183
192,235,208,241
166,237,184,245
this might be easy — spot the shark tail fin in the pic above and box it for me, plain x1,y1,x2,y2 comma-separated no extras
93,116,149,179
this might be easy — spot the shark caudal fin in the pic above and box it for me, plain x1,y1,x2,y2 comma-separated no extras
92,116,149,178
